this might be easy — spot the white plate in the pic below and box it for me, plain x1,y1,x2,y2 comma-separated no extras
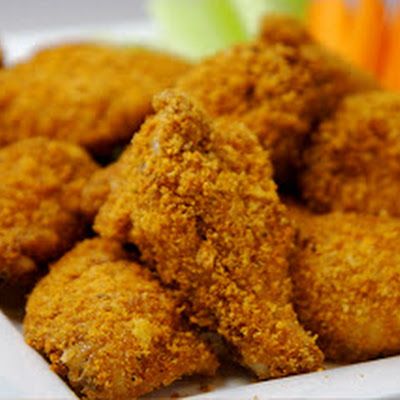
1,22,400,400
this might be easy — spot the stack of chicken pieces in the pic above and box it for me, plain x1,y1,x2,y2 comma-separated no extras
1,15,399,400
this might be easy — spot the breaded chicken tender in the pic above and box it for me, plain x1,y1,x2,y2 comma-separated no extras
289,205,400,362
24,238,218,400
0,137,98,285
0,43,191,155
95,90,323,379
81,147,130,221
177,16,376,183
300,91,400,216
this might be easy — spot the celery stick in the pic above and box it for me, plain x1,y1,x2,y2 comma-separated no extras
148,0,249,59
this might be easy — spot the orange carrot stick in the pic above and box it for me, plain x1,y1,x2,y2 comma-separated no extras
382,6,400,90
349,0,386,74
307,0,326,42
376,9,392,77
307,0,352,59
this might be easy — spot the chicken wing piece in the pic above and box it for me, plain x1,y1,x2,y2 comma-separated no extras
300,91,400,216
289,204,400,362
177,15,376,184
0,43,191,156
95,90,323,379
0,137,98,285
24,238,218,400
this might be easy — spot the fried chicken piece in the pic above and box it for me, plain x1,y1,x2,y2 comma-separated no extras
0,43,191,156
259,15,381,91
0,137,98,285
81,146,130,221
24,238,218,400
300,91,400,216
289,205,400,362
177,15,376,184
95,90,323,379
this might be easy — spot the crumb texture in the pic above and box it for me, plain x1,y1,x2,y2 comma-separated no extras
96,90,324,379
0,43,191,155
177,15,376,182
290,206,400,362
24,238,218,400
300,91,400,216
0,137,98,284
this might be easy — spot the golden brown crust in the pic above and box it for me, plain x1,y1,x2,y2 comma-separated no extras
0,137,98,285
300,91,400,216
24,238,218,400
259,15,314,47
177,16,377,183
0,43,191,155
289,207,400,362
95,90,323,379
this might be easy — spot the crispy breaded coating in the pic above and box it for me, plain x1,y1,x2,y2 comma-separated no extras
24,238,218,400
259,15,383,92
0,137,98,285
95,90,323,379
289,207,400,362
0,43,191,155
259,14,314,47
81,147,130,221
300,91,400,216
177,16,376,183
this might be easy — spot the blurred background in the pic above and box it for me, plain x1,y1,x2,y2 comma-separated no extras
0,0,148,31
1,0,399,89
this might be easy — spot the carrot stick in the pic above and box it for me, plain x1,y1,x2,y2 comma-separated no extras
307,0,352,59
381,7,400,90
307,0,326,42
349,0,386,74
376,10,392,77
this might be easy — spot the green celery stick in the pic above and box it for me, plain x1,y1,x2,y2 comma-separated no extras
148,0,249,59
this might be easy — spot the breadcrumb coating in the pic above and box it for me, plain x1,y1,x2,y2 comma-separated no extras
300,91,400,216
177,16,376,183
24,238,218,400
0,137,98,285
259,14,315,47
289,205,400,362
95,90,323,379
0,43,191,155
